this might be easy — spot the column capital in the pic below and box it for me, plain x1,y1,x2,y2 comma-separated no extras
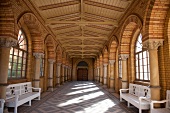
143,39,164,50
48,59,55,63
57,63,62,66
103,63,108,67
119,54,129,61
109,60,115,65
33,52,44,59
62,64,65,67
0,37,17,48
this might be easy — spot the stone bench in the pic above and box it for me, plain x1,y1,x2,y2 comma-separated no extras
5,82,41,113
0,99,5,113
150,90,170,113
120,83,150,113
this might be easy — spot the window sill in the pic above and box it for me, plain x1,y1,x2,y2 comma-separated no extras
8,78,27,84
134,80,150,86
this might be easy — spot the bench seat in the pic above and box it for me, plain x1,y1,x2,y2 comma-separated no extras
5,82,41,113
120,83,150,113
150,90,170,113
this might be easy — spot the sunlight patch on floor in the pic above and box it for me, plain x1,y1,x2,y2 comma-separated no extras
71,84,96,90
66,87,99,95
75,99,116,113
74,83,94,87
57,91,104,107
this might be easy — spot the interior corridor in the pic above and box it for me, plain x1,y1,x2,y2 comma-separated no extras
17,81,137,113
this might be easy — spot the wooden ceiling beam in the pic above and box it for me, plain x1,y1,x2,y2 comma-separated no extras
46,21,118,26
62,44,103,48
69,53,97,56
57,36,108,40
53,24,79,30
86,25,112,31
66,50,99,52
39,1,79,10
84,0,125,12
47,12,80,20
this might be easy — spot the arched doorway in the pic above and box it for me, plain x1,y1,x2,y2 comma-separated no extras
77,61,88,81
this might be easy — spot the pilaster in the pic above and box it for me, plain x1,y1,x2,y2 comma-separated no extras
48,59,55,91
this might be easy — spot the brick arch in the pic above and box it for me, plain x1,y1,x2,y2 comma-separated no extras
143,0,170,41
18,13,45,52
103,46,109,64
0,0,16,39
56,45,63,63
45,35,56,59
108,36,118,60
120,15,142,54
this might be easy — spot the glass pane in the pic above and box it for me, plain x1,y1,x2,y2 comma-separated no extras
22,71,25,78
144,66,147,72
8,62,12,69
140,73,143,80
24,52,27,58
140,66,143,72
8,70,11,77
144,73,148,80
17,71,21,78
23,58,26,64
13,56,17,63
14,49,18,56
22,65,26,70
19,50,23,57
136,67,138,72
10,48,13,54
18,57,22,63
139,53,142,59
12,71,16,78
136,72,139,79
18,63,22,70
148,56,149,64
148,73,150,80
12,63,17,70
148,65,150,72
143,51,146,58
9,55,13,62
139,59,143,66
143,58,147,65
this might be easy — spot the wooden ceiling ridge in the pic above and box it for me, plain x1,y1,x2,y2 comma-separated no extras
39,1,79,10
84,0,125,12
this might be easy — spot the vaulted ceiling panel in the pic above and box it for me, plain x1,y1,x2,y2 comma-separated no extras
31,0,134,58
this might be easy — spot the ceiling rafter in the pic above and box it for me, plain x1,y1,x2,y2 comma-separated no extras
66,50,99,52
39,1,79,10
62,44,103,48
53,24,79,30
84,0,125,12
47,12,80,20
86,25,112,31
46,21,118,26
57,36,108,40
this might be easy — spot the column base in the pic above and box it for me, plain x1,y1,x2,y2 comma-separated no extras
108,88,115,93
47,87,53,92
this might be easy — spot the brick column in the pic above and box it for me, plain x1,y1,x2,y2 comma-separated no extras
56,63,61,86
97,67,100,83
33,53,44,88
143,39,164,103
103,64,108,85
65,66,68,81
48,59,55,91
120,54,129,89
109,60,115,92
99,66,103,84
62,64,65,84
0,38,17,99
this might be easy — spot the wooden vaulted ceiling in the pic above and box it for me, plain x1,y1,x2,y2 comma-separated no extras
31,0,134,58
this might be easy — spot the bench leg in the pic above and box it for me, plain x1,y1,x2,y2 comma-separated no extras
29,100,31,106
120,97,122,102
139,108,142,113
127,102,130,107
14,106,17,113
38,96,40,100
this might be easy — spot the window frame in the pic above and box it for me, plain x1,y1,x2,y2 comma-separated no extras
135,34,150,82
8,29,28,79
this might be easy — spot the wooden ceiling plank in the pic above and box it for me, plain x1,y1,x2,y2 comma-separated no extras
46,20,118,26
39,1,80,10
47,12,80,20
84,0,125,12
57,36,108,40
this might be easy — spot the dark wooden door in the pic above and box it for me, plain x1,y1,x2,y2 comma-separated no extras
77,68,88,81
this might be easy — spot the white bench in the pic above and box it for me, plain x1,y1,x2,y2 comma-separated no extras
5,82,41,113
0,99,5,113
150,90,170,113
120,83,150,113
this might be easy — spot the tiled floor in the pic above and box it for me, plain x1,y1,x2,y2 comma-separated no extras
16,81,147,113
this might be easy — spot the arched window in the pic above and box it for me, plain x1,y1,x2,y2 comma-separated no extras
135,34,150,81
8,30,27,79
